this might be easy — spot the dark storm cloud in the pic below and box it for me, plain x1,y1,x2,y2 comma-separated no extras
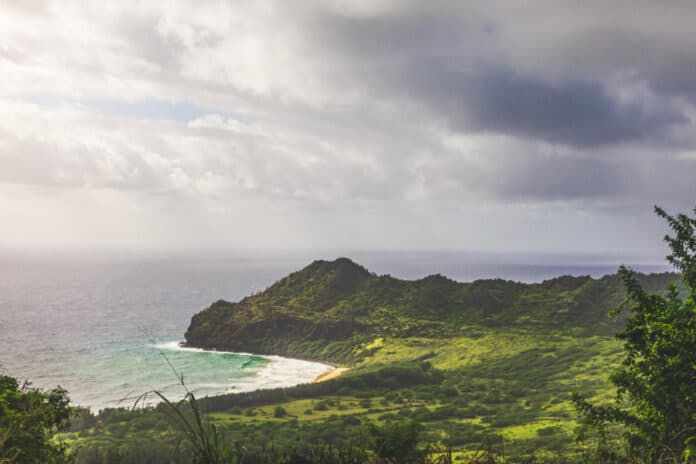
310,6,688,149
519,14,696,102
402,64,685,149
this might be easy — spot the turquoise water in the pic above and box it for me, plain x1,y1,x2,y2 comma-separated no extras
73,339,268,409
0,252,669,412
73,339,331,410
0,256,332,411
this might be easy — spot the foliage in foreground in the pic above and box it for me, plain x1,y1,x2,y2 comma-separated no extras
575,206,696,462
0,375,71,464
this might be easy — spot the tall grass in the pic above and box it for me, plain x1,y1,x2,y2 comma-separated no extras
138,352,231,464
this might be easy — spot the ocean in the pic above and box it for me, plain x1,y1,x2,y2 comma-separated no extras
0,251,670,412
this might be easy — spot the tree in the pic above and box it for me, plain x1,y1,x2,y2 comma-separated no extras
273,405,287,418
0,375,72,463
574,206,696,462
366,419,424,464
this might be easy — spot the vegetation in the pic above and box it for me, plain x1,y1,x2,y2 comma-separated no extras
57,264,680,463
0,375,71,463
184,258,675,363
367,420,425,463
574,206,696,462
149,360,232,464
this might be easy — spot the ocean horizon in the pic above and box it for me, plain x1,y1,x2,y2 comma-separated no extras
0,251,672,411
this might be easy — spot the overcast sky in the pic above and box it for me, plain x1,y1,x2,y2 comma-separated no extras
1,1,694,258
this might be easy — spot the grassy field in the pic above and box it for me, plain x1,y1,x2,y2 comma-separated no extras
61,330,624,462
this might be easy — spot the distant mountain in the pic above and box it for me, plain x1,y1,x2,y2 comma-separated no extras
184,258,677,362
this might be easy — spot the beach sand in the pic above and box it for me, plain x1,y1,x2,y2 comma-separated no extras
312,367,349,383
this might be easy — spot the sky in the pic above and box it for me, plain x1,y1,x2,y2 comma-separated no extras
1,1,694,258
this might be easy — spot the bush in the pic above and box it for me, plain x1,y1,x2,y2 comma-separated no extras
229,406,242,415
274,406,287,418
367,419,425,464
314,401,329,411
0,376,72,464
575,205,696,461
537,426,561,436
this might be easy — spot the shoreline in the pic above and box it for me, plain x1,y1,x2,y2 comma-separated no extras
179,341,338,368
312,367,349,383
172,340,340,387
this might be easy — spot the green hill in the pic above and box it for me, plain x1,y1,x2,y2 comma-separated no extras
184,257,675,363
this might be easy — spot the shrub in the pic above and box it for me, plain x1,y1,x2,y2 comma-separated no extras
575,206,696,461
314,401,329,411
537,426,561,436
0,376,72,463
366,419,425,464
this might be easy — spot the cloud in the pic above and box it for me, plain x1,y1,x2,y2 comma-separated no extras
309,4,688,148
1,0,696,254
402,65,684,148
82,98,210,122
114,12,188,71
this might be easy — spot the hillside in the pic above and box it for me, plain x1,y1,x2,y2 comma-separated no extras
184,257,675,362
64,259,680,462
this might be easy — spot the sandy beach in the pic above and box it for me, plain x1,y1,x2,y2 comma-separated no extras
312,367,349,383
